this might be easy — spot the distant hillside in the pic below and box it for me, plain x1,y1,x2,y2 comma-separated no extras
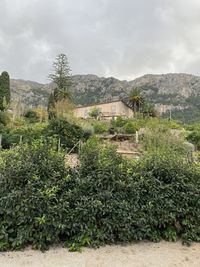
10,73,200,123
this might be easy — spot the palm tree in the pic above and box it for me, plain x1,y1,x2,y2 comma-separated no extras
128,88,145,113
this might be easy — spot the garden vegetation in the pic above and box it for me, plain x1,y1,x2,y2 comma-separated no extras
0,136,199,251
0,59,200,252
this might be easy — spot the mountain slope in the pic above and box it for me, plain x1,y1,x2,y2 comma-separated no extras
10,73,200,122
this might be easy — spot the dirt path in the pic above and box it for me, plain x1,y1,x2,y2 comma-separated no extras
0,241,200,267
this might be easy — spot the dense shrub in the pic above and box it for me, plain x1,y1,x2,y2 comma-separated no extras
0,140,72,250
47,118,84,150
1,123,47,149
123,121,139,134
111,117,145,134
187,130,200,150
24,110,40,123
112,116,126,127
145,118,182,130
142,126,187,156
0,139,200,251
79,121,94,139
0,111,10,126
92,121,109,134
68,145,200,249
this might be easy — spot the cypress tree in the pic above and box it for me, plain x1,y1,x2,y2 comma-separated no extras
47,92,56,119
0,71,10,111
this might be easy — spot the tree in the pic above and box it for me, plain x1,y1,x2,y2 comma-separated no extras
128,88,145,113
141,102,157,118
47,92,56,119
49,54,72,102
89,106,101,119
0,71,11,111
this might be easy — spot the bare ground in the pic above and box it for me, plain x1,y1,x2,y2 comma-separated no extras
0,241,200,267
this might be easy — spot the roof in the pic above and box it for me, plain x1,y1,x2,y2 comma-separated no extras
75,98,132,110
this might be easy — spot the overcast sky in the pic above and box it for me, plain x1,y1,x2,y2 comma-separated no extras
0,0,200,83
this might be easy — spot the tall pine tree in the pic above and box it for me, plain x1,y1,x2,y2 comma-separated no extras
49,54,72,101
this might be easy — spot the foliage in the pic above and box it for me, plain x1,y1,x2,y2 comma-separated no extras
79,121,94,139
46,118,84,150
112,116,126,127
24,110,40,123
145,118,182,130
1,123,47,149
123,121,139,134
142,125,187,156
0,140,70,251
0,71,10,111
47,93,56,119
54,99,75,122
185,123,200,132
0,139,200,251
187,130,200,150
0,111,10,127
141,102,157,117
49,54,72,102
92,121,109,134
89,107,101,119
163,107,200,124
111,117,146,134
128,87,145,113
34,107,48,122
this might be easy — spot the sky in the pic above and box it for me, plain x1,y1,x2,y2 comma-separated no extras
0,0,200,83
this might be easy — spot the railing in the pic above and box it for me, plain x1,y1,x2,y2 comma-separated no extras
67,140,83,155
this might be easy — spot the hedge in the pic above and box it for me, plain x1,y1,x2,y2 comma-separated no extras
0,139,199,251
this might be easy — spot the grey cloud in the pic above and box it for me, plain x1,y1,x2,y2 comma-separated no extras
0,0,200,82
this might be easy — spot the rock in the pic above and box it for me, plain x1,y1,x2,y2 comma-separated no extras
10,73,200,115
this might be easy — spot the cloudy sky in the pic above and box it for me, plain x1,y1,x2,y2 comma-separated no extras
0,0,200,83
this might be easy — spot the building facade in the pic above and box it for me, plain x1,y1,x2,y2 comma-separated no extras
75,100,133,120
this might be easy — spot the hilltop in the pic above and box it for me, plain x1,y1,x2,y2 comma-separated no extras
10,73,200,122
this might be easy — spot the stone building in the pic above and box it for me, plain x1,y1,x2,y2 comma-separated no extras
75,100,133,120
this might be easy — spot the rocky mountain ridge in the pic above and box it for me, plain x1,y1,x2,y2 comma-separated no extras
10,73,200,119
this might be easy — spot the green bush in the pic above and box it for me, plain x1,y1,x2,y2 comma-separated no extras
24,110,40,123
47,118,84,150
112,116,126,127
0,139,200,251
142,126,187,156
0,111,10,126
79,122,94,139
146,118,182,130
187,130,200,150
123,121,139,134
0,140,71,250
1,123,47,149
92,121,109,134
67,144,200,248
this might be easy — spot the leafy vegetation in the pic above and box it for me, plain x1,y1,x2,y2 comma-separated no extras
1,63,200,253
0,138,199,251
46,118,84,150
89,106,101,119
0,71,10,111
47,54,72,120
24,109,40,123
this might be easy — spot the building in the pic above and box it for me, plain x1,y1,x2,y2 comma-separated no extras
75,99,133,120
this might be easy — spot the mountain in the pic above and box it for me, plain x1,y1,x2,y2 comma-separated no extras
10,73,200,122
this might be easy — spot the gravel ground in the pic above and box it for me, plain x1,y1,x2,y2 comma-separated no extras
0,241,200,267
